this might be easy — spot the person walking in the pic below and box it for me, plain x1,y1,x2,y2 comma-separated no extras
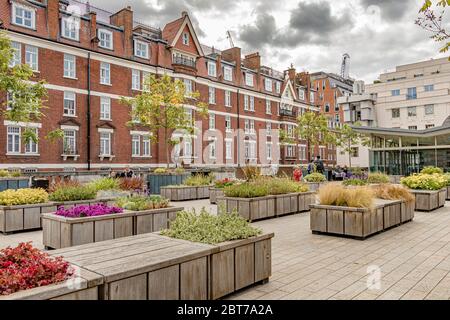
307,159,315,175
315,156,325,174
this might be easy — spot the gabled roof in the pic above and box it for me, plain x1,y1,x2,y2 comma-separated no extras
162,13,204,56
281,79,297,101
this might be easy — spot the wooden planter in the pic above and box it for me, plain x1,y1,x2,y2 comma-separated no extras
304,182,326,192
209,187,225,204
50,232,274,300
160,185,211,201
42,206,183,249
446,186,450,201
310,199,410,240
147,173,190,195
219,195,276,221
410,189,446,212
0,177,29,192
275,192,316,216
0,267,102,300
0,198,116,235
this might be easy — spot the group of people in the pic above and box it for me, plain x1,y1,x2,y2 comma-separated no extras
331,166,351,181
307,156,325,175
110,167,134,179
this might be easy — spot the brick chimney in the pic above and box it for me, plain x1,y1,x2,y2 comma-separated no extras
243,52,261,70
89,12,98,48
110,6,133,57
221,47,241,84
47,0,60,40
287,63,296,82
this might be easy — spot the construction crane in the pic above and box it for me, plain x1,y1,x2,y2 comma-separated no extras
226,31,235,48
341,53,350,79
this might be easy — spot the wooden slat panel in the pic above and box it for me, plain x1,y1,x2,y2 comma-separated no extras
180,257,208,300
5,209,23,232
327,210,344,235
344,210,363,237
310,208,327,232
135,215,153,235
94,219,114,243
211,249,234,299
23,207,41,230
108,274,147,300
43,219,61,249
113,217,133,238
71,222,94,247
153,213,168,231
148,265,180,300
235,243,255,291
255,240,271,283
51,287,98,300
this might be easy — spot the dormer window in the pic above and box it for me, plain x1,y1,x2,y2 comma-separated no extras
182,32,189,45
61,17,80,41
275,81,281,94
245,73,254,87
208,61,217,77
298,89,305,101
134,40,149,59
264,78,272,92
12,3,35,29
223,66,233,81
98,29,113,50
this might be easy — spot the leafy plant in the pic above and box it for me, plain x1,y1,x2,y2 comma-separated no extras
49,186,97,202
214,178,236,189
55,204,123,218
154,168,168,174
401,173,447,190
263,177,309,194
160,208,262,245
242,166,261,181
0,170,9,178
224,182,269,198
88,177,120,192
420,166,444,175
367,172,390,184
119,177,144,191
304,172,327,183
184,173,214,186
0,242,73,296
343,179,368,186
10,171,21,178
0,188,48,206
174,167,185,174
318,183,374,208
48,179,81,193
373,184,415,203
115,195,169,211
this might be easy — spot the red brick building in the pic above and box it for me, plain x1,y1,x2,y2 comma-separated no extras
0,0,318,171
310,72,354,166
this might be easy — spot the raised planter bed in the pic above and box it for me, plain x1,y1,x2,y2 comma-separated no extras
160,185,211,201
0,267,103,300
410,189,446,212
42,206,183,249
0,198,116,235
305,182,326,192
147,173,190,195
276,192,316,216
50,232,273,300
209,187,225,204
310,199,411,240
446,186,450,201
219,195,276,222
0,177,29,191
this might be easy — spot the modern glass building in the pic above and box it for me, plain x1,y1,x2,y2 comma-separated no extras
354,122,450,175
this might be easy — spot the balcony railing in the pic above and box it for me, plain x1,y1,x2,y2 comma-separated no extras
279,109,296,117
172,56,196,68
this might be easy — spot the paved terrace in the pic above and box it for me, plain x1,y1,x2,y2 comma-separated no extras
2,200,450,300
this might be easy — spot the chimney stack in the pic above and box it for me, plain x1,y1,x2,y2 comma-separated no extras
222,47,242,84
89,12,98,48
287,63,296,82
243,52,261,70
47,0,60,40
110,6,133,57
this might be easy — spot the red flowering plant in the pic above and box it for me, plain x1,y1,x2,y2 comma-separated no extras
0,242,74,295
214,178,236,189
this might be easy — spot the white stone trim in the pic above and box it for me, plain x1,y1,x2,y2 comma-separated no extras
60,125,79,131
98,128,114,133
4,121,42,128
130,131,152,136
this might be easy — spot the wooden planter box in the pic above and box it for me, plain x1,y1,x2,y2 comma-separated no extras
310,199,410,240
304,182,326,192
147,173,190,195
219,195,276,221
0,198,116,235
410,189,446,212
0,177,29,191
0,266,102,300
42,206,183,249
446,186,450,201
209,187,225,204
50,232,274,300
160,185,211,201
275,192,316,216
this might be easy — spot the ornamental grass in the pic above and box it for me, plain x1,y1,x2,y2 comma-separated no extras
115,195,169,211
88,177,120,192
183,173,214,186
160,208,262,245
343,178,368,186
372,184,415,203
49,185,97,202
318,183,374,208
367,172,390,184
0,188,48,206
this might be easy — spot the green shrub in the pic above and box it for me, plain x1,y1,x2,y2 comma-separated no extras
264,178,309,194
367,172,390,184
224,182,269,198
343,179,368,186
154,168,168,174
160,208,262,244
242,166,261,181
116,195,169,211
10,171,21,178
174,167,185,174
0,188,48,206
0,170,9,178
420,166,444,175
444,173,450,186
184,173,214,186
49,186,97,202
304,172,327,183
401,173,447,190
88,177,120,192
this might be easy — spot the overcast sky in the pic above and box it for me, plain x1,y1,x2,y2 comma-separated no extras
87,0,449,83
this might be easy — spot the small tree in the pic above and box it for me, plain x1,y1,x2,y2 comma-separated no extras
121,74,207,168
335,123,369,168
0,31,51,143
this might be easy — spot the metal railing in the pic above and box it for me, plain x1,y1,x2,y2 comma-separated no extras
172,56,196,68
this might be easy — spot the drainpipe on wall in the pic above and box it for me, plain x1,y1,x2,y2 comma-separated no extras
236,88,240,169
87,52,92,171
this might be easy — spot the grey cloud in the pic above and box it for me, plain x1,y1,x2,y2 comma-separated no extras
239,13,278,48
360,0,414,21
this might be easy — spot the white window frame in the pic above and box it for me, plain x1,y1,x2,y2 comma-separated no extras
208,87,216,104
63,130,76,155
100,132,112,156
100,97,111,120
266,122,272,135
9,42,21,68
425,104,434,115
225,115,232,132
298,89,305,101
225,90,231,107
134,40,149,59
7,126,21,154
61,17,80,41
183,79,193,95
225,139,232,160
208,61,217,77
63,54,76,79
244,95,249,111
250,119,255,133
209,140,216,159
182,32,189,45
132,134,140,156
249,96,255,112
132,69,141,91
266,100,271,114
266,142,272,160
25,45,38,71
209,114,216,130
223,66,233,81
245,73,254,87
98,29,113,50
142,135,151,156
264,78,272,92
12,3,35,29
63,91,76,116
100,62,111,85
275,81,281,94
25,128,38,154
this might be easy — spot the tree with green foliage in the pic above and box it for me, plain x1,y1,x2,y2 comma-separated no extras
335,123,369,168
0,31,52,144
121,74,208,168
416,0,450,56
